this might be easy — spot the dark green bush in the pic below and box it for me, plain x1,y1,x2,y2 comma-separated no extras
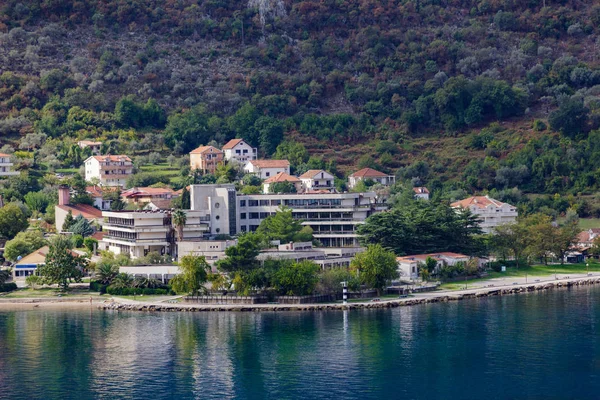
0,282,18,292
105,286,169,296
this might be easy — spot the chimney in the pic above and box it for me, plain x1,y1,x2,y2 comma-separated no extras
58,186,70,206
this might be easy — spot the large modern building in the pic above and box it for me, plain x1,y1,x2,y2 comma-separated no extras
84,155,133,187
222,139,257,164
190,184,380,248
99,209,209,259
451,195,518,234
0,153,18,177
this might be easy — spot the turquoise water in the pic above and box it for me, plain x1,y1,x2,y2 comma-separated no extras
1,287,600,399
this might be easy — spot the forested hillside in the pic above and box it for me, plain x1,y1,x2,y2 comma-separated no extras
1,1,600,203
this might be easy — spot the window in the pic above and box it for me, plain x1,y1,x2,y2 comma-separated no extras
265,172,270,177
215,215,220,220
215,202,220,208
243,149,248,154
259,200,269,206
248,200,259,207
240,213,247,219
259,212,269,218
271,200,281,206
241,225,247,232
249,212,259,219
236,150,241,154
240,200,246,207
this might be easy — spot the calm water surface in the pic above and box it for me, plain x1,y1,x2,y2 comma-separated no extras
1,287,600,400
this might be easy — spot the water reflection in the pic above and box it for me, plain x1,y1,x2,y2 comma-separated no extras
1,287,600,399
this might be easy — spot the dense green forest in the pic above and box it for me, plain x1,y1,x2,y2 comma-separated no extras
0,1,600,208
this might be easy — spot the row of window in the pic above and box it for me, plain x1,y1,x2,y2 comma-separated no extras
239,199,344,207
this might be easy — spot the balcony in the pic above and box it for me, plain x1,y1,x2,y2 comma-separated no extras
104,236,169,246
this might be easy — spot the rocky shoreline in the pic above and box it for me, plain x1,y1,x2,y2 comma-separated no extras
97,276,600,313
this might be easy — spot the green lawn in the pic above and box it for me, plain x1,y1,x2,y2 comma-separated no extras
139,163,183,185
579,218,600,230
114,295,180,302
55,167,79,174
438,262,600,290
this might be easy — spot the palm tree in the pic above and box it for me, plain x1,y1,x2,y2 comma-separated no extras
96,262,118,285
172,210,187,242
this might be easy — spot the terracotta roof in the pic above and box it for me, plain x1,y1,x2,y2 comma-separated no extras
144,199,173,210
222,139,244,150
413,187,429,194
451,195,508,209
350,168,389,178
299,169,332,179
397,252,470,262
57,204,102,219
264,172,300,184
590,228,600,234
0,153,11,157
87,155,132,163
190,145,223,154
248,160,290,169
91,231,105,241
121,187,176,198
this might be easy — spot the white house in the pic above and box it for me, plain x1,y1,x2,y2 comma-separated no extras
84,155,133,187
0,153,18,177
78,140,102,155
348,168,395,189
263,172,302,193
397,252,471,280
86,185,113,211
413,187,430,200
244,160,290,179
451,195,518,234
299,170,335,192
222,139,257,164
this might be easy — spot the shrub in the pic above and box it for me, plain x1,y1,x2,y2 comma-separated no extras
71,234,84,248
105,286,169,296
533,119,547,131
84,237,98,252
90,280,107,294
0,282,17,292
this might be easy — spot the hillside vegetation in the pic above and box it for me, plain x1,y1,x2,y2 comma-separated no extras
0,1,600,203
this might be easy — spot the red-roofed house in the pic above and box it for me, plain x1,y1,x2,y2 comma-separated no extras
190,145,224,174
263,172,301,193
86,185,116,210
299,170,335,192
222,139,257,164
78,140,102,155
451,195,517,234
55,187,103,233
121,187,179,205
413,187,430,200
0,153,18,177
397,252,471,280
244,159,290,179
84,155,133,187
348,168,395,189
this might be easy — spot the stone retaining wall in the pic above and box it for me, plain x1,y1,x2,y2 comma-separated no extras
97,277,600,313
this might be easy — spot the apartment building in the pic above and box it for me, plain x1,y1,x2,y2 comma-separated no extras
222,139,257,164
451,195,518,234
237,192,378,247
244,160,290,179
100,209,209,259
348,168,395,189
0,153,18,177
190,145,224,174
84,155,133,187
299,170,335,192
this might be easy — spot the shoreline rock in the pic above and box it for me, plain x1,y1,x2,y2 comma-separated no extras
96,276,600,313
